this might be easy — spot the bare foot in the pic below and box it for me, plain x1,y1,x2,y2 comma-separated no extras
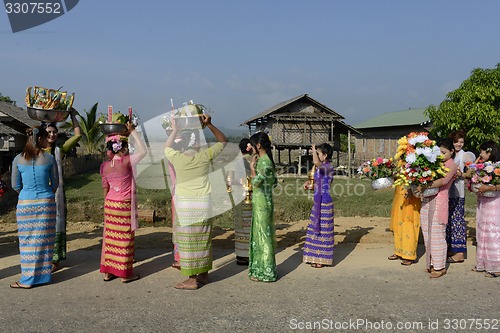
174,277,198,290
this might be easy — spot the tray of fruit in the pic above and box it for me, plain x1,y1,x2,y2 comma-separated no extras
162,101,206,132
99,106,137,135
25,86,75,122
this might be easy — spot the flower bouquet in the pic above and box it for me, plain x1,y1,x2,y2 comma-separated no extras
393,132,449,198
467,161,500,197
357,157,396,190
25,86,75,122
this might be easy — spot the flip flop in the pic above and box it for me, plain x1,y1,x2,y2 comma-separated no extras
9,281,31,289
446,256,464,263
174,281,198,290
471,267,485,273
485,272,500,278
121,275,140,283
171,262,181,270
387,254,400,260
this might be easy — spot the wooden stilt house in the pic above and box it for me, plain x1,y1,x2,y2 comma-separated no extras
241,94,360,175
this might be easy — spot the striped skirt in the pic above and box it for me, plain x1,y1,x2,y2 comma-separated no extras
16,198,56,286
446,197,467,253
421,196,447,271
175,195,212,276
476,194,500,272
303,196,334,266
100,199,135,278
234,202,252,258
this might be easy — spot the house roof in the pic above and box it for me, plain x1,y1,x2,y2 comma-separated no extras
0,122,20,136
0,101,39,128
354,108,430,129
241,94,344,125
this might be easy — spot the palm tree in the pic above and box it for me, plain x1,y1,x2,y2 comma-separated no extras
62,102,104,154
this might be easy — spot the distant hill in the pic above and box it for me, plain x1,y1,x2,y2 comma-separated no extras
204,126,248,142
139,112,248,143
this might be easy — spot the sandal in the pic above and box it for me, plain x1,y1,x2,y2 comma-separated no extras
446,256,464,263
174,281,198,290
430,269,447,279
9,281,32,289
387,254,400,260
171,262,181,270
471,267,485,273
400,260,414,266
311,263,325,268
485,272,500,278
121,275,140,283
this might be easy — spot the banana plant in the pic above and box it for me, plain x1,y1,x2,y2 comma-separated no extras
61,102,104,155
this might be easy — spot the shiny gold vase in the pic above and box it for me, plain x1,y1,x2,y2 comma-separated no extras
307,165,316,190
242,176,253,204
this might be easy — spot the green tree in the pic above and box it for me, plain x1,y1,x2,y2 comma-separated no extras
62,102,104,154
0,93,16,105
425,64,500,151
339,133,355,153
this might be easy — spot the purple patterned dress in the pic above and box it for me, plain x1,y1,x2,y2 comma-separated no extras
303,161,335,266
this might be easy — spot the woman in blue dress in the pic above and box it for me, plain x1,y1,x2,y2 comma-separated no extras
10,126,58,289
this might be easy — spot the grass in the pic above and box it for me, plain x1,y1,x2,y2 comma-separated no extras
2,172,478,227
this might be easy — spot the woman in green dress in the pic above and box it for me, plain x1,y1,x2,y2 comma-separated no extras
248,132,277,282
43,109,82,272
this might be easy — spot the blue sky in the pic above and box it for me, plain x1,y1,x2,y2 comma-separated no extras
1,0,500,130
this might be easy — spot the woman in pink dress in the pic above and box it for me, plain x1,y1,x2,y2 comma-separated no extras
99,123,146,283
471,141,500,278
417,138,457,278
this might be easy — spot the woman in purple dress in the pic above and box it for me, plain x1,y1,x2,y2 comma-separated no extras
303,143,335,268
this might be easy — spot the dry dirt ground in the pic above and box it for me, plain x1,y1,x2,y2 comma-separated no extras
0,216,477,252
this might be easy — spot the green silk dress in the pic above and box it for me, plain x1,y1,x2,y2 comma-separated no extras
248,154,277,282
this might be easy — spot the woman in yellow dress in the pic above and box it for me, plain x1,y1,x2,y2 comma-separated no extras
388,137,422,266
388,184,421,265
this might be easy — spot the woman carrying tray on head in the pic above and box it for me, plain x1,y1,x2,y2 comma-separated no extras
100,122,147,283
164,113,227,290
42,108,82,272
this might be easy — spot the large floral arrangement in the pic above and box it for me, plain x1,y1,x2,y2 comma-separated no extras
393,132,449,187
357,157,395,180
467,161,500,191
